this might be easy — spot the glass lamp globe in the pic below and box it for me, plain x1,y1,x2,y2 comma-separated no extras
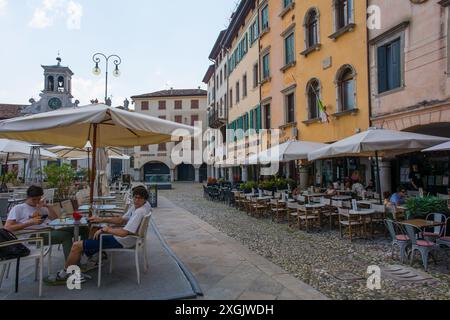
113,68,121,77
92,66,101,76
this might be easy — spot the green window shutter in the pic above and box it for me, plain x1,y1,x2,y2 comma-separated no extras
390,39,401,89
250,110,254,129
377,45,387,93
256,105,261,131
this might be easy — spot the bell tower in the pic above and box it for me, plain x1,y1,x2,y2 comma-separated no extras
23,56,78,114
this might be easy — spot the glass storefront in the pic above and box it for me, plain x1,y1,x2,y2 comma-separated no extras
396,152,450,195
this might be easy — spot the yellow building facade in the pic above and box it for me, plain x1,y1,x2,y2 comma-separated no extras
292,0,370,143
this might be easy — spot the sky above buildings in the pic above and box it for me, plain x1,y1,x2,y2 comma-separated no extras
0,0,237,106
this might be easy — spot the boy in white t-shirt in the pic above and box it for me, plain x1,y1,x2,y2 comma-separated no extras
5,185,77,259
55,186,151,281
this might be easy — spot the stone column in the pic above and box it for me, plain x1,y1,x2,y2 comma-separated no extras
220,168,225,179
194,167,200,183
242,166,248,182
299,166,309,190
215,167,220,179
228,168,233,182
134,168,141,182
285,163,291,179
207,165,212,179
170,169,175,182
379,160,392,196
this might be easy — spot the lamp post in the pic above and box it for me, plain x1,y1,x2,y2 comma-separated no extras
92,53,122,104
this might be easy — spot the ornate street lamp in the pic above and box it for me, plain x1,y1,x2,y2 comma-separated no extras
92,53,122,105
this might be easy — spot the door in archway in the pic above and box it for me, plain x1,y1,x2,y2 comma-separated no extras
199,163,207,183
177,163,195,181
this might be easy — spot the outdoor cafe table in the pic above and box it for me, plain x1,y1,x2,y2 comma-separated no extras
357,200,381,209
332,195,353,201
78,204,118,215
400,219,445,229
27,218,89,242
337,190,354,195
93,196,116,204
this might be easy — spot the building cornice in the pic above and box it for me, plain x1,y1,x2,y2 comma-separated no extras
369,21,410,45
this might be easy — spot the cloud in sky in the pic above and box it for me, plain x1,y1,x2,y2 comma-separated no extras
66,0,82,30
29,0,83,30
0,0,8,16
71,76,105,105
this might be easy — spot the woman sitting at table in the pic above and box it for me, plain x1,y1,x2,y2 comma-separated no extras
54,186,151,282
4,185,87,259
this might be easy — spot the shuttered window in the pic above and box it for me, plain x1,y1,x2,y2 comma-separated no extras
377,38,401,94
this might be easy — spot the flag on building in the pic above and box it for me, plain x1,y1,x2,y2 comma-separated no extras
317,95,329,124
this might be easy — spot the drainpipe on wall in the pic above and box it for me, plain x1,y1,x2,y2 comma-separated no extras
366,0,373,127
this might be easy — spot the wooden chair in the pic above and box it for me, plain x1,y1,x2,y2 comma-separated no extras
270,199,287,223
320,197,338,230
287,202,299,227
253,199,269,219
297,195,306,205
297,205,321,232
370,204,387,236
338,208,363,242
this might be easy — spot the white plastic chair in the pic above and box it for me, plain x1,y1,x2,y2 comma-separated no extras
43,189,55,205
97,212,152,287
0,235,44,297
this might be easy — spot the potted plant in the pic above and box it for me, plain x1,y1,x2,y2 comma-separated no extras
43,163,77,201
274,177,288,191
207,177,218,186
404,196,450,219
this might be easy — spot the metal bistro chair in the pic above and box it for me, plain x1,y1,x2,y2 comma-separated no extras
98,212,152,287
436,217,450,269
404,223,440,272
385,220,411,263
423,213,447,241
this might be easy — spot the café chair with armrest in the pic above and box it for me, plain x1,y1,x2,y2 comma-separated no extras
97,212,152,287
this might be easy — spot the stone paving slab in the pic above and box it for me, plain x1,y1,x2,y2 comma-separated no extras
153,196,328,300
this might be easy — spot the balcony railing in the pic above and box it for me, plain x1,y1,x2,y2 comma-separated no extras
208,106,227,129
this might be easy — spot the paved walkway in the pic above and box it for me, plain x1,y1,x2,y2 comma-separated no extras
153,196,328,300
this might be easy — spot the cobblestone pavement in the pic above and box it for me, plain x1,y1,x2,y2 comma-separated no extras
161,183,450,300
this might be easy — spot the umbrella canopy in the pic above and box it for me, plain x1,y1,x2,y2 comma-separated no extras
422,141,450,152
0,104,194,148
308,128,450,162
248,140,327,164
0,139,57,161
48,146,130,160
0,104,195,208
94,148,109,197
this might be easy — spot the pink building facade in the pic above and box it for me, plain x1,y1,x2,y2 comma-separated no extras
369,0,450,194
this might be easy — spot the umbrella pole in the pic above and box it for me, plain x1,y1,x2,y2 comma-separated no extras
89,124,98,216
375,151,382,205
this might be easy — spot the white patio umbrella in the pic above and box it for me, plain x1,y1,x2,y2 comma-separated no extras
248,140,327,164
308,128,450,161
307,128,450,202
0,104,195,207
48,145,130,160
422,141,450,152
0,139,57,161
